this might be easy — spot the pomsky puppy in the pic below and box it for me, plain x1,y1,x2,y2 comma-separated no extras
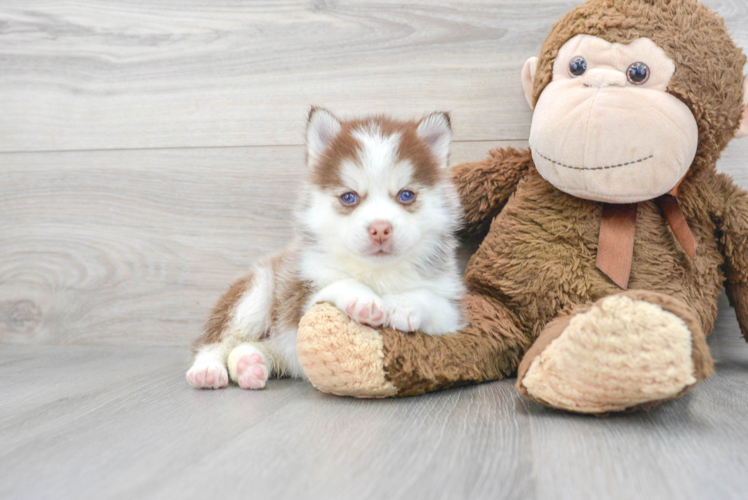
187,108,465,390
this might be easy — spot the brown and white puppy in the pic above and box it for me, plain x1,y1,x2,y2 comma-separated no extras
186,109,465,390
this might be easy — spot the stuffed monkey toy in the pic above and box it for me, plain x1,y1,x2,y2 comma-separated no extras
296,0,748,414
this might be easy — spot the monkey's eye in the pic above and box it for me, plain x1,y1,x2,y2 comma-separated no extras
627,62,650,84
340,192,358,205
398,190,416,204
569,56,587,77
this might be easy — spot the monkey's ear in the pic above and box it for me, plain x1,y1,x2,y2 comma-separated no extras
736,74,748,139
522,57,539,109
306,107,342,165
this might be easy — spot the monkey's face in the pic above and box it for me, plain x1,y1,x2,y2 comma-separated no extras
524,35,699,204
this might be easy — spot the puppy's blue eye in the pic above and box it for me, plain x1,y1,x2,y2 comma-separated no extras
340,192,358,205
398,190,416,203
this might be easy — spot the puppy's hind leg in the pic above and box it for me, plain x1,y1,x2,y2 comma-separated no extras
187,263,275,389
228,343,274,390
226,327,303,390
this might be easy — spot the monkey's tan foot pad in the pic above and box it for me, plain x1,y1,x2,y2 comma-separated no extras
297,303,398,398
516,291,713,414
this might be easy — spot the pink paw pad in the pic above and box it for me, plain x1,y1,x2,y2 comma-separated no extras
236,353,269,390
345,300,385,326
186,363,228,389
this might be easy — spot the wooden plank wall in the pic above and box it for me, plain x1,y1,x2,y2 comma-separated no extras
1,0,746,346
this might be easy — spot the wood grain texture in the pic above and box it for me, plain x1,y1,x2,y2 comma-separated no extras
0,296,747,500
0,0,559,152
1,0,745,152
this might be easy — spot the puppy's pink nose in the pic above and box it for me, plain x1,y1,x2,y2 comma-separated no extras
368,221,393,244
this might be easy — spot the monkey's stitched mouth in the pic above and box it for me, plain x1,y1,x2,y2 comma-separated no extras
534,150,654,171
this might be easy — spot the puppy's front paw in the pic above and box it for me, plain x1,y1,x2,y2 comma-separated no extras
385,299,421,333
187,360,228,389
342,296,386,327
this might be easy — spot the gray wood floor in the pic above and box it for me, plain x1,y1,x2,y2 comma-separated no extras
1,0,748,498
1,294,747,500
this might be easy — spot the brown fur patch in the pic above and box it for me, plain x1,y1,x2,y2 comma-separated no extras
709,172,748,340
310,126,361,190
268,251,313,335
309,114,446,191
381,291,531,397
393,119,445,187
192,273,253,353
451,147,534,239
193,244,315,354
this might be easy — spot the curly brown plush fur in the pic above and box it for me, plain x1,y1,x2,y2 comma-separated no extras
297,0,748,411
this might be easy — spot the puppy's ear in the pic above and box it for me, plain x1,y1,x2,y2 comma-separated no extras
306,107,342,165
417,111,452,168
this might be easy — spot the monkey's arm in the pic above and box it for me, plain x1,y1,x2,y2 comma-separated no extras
712,173,748,341
451,147,533,239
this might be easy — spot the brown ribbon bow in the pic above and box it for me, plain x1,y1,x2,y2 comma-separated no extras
596,184,698,290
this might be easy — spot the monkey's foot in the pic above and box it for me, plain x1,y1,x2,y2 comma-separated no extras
297,303,398,398
516,291,713,414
